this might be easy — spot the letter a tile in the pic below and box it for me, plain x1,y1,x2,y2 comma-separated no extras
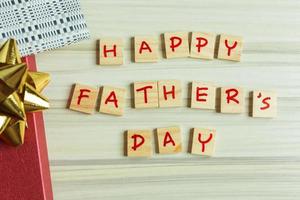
134,36,159,63
99,86,126,116
156,126,182,154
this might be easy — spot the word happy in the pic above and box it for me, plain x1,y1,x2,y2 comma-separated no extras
97,32,244,65
68,81,277,118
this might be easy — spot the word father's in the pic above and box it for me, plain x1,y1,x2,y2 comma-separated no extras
97,32,243,65
68,81,277,118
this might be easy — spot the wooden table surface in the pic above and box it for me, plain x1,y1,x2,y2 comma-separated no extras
36,0,300,199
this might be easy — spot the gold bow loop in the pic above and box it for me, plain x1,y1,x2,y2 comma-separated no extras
0,39,50,146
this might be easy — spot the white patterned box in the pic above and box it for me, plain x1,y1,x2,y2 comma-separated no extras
0,0,90,56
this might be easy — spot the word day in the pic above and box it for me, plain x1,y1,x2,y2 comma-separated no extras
97,32,243,65
126,126,216,157
68,80,277,118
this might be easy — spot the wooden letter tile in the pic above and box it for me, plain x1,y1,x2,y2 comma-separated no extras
217,34,243,62
252,90,277,118
190,32,216,60
126,130,152,157
156,126,182,154
68,83,98,114
164,32,189,58
99,86,126,116
220,87,244,113
134,36,159,63
191,81,216,110
191,128,216,156
133,81,158,108
98,38,123,66
158,80,182,107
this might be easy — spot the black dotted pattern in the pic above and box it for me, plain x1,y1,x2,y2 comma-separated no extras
0,0,90,56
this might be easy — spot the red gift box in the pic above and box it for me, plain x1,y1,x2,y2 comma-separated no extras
0,55,53,200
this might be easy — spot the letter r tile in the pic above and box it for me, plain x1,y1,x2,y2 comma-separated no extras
220,87,244,114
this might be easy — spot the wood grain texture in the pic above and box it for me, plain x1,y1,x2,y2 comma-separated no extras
36,0,300,199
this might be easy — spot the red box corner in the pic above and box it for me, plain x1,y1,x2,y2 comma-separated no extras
0,55,53,200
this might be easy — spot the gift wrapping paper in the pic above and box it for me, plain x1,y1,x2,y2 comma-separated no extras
0,0,90,56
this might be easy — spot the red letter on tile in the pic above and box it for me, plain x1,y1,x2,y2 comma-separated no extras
105,91,118,108
163,131,176,147
170,36,182,52
196,37,208,53
77,89,91,105
163,85,175,100
136,85,153,103
198,133,213,152
103,45,117,57
131,134,145,151
226,88,239,104
139,41,152,54
225,40,237,56
261,97,271,110
257,92,271,110
196,87,208,102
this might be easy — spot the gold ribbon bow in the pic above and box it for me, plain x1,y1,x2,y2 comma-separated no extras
0,39,50,146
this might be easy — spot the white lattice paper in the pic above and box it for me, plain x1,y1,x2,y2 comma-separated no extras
0,0,90,56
